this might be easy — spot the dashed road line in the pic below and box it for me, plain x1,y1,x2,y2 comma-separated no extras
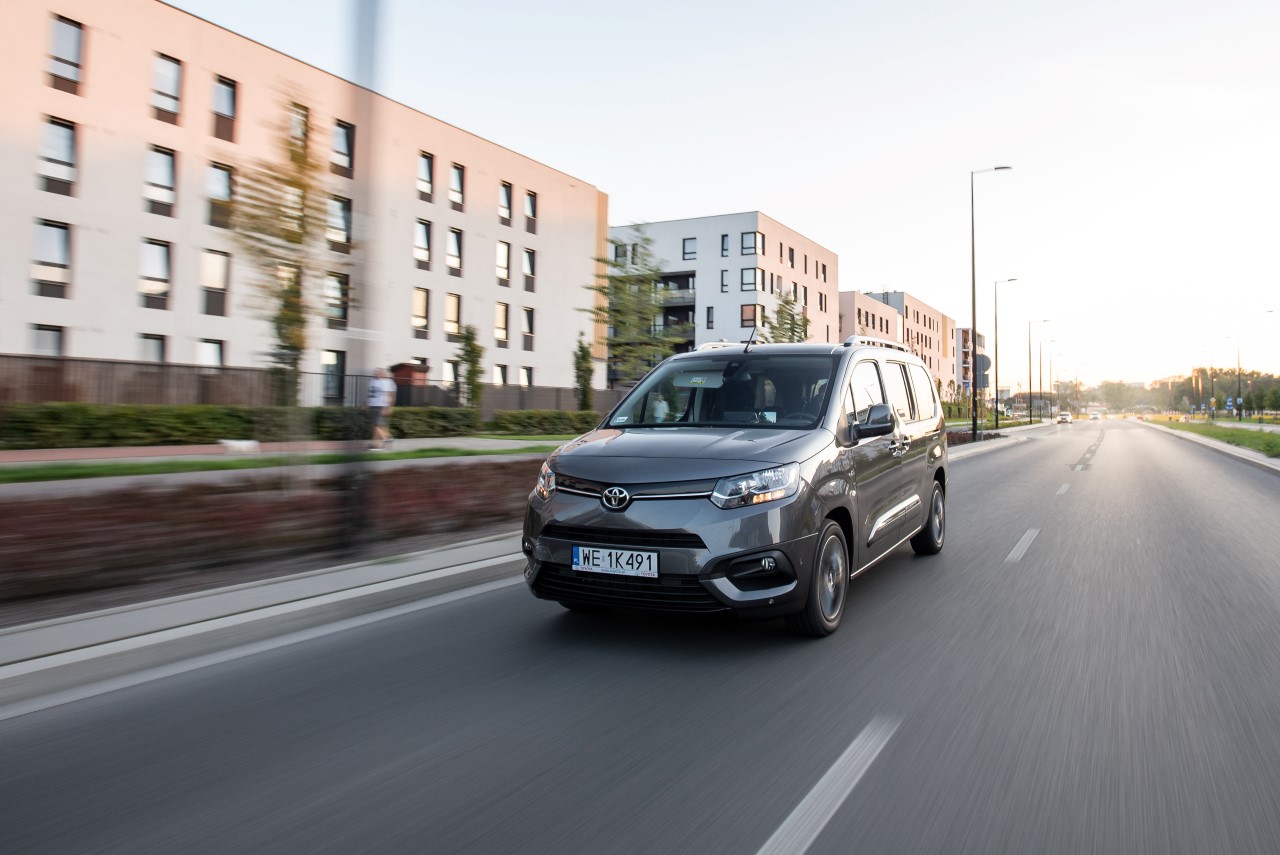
1057,483,1070,495
1005,529,1040,563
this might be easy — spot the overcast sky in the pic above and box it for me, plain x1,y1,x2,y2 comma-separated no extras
169,0,1280,389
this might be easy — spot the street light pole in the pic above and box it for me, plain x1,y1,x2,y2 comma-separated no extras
993,278,1017,429
970,166,1011,439
1028,319,1048,421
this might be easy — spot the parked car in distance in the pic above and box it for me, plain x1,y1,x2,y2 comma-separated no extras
522,337,949,637
1058,411,1073,424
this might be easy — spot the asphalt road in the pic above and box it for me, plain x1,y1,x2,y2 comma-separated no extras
4,421,1280,854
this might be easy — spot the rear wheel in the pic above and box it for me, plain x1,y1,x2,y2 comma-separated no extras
910,480,945,555
786,521,849,637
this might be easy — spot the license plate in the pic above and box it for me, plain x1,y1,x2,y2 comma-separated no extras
572,545,658,578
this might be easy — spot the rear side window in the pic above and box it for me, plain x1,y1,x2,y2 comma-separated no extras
849,360,885,423
907,364,938,420
883,362,915,422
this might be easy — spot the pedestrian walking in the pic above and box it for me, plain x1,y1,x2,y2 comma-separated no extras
367,367,397,449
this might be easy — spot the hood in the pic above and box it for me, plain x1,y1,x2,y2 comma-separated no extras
549,427,829,483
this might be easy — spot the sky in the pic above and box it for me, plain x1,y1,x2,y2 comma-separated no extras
168,0,1280,390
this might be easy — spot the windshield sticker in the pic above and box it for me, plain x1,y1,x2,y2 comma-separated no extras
614,416,628,423
689,377,706,385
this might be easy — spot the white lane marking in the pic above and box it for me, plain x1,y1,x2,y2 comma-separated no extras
0,576,524,723
1004,529,1041,563
1074,464,1085,471
1057,483,1070,496
756,717,899,855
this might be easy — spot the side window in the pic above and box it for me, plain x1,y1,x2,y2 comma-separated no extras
907,364,938,421
883,362,916,422
849,360,886,423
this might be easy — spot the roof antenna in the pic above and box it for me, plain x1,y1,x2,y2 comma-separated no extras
744,324,759,353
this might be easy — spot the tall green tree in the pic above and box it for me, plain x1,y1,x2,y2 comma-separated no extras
229,97,339,403
573,332,594,411
760,290,810,343
458,324,484,409
584,228,691,385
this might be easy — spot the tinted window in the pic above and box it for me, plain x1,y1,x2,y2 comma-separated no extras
883,362,915,421
849,360,885,423
907,363,938,420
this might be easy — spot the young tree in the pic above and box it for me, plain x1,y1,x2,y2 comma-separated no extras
229,98,340,403
584,228,691,385
458,324,484,410
573,332,594,411
760,290,810,343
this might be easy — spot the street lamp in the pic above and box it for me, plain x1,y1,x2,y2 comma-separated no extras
1028,319,1049,421
993,278,1017,429
1048,340,1056,414
971,165,1012,439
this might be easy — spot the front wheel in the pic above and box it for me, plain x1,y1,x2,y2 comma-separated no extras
786,521,849,637
910,480,945,555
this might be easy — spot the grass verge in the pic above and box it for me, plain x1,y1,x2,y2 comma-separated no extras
1160,422,1280,457
0,445,559,485
473,433,577,441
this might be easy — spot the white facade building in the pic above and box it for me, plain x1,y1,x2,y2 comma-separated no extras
2,0,609,396
609,213,840,355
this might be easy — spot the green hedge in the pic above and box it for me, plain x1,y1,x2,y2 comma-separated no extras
0,403,479,449
489,409,602,435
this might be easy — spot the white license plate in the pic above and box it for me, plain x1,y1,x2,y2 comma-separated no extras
572,545,658,578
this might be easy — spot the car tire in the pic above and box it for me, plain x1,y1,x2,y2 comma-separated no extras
786,520,849,637
910,480,945,555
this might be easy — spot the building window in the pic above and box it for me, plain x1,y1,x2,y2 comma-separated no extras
447,228,463,274
200,249,230,316
803,286,809,306
331,120,354,177
207,163,233,228
496,241,511,283
741,304,760,327
522,307,534,351
212,77,236,141
741,267,763,292
493,364,508,386
139,240,171,309
32,324,65,356
519,366,533,387
499,182,512,224
740,231,763,255
414,220,432,269
145,146,177,216
196,339,224,367
139,334,166,363
788,247,795,268
721,234,729,257
32,221,71,298
525,191,537,233
152,54,182,122
417,152,433,200
720,270,729,293
288,103,309,154
522,248,536,291
445,293,461,337
495,302,510,347
412,288,429,338
706,306,715,329
449,163,464,210
614,243,627,262
683,237,697,260
48,16,84,93
322,350,345,399
327,196,352,250
39,118,76,195
821,263,828,282
444,360,459,386
323,272,349,328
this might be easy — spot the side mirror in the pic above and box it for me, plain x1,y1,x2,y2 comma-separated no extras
850,403,895,441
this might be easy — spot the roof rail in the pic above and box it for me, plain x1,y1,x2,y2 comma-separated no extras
695,341,744,351
842,335,911,353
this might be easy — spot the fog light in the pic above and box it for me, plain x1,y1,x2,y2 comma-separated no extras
761,557,777,571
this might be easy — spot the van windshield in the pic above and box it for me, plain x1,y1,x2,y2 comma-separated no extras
608,354,840,429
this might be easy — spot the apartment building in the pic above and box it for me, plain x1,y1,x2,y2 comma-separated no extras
839,290,962,398
609,213,840,355
2,0,608,397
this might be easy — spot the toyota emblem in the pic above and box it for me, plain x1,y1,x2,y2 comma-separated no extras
601,487,630,510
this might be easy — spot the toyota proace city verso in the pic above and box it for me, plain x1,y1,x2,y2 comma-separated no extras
522,337,947,636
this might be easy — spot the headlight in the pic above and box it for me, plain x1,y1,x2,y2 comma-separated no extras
711,463,800,509
534,461,556,499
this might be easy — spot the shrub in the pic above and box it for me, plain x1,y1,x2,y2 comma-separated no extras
489,410,601,435
391,407,479,437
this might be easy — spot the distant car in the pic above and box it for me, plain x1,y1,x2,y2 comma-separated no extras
1089,412,1101,421
1057,412,1073,424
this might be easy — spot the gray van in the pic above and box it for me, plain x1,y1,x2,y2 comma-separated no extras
522,337,948,636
